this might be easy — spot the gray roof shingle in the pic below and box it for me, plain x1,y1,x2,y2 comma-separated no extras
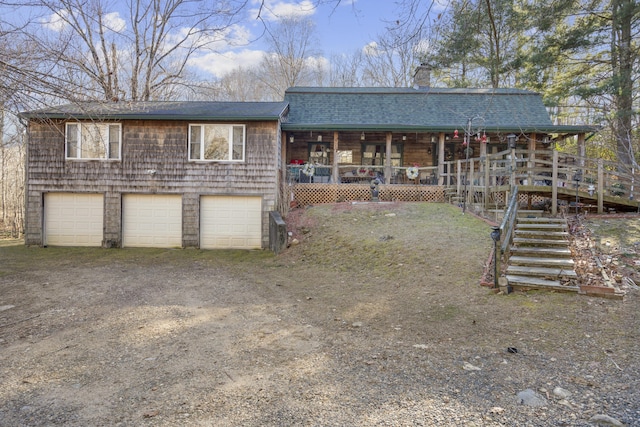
282,87,576,133
20,101,289,121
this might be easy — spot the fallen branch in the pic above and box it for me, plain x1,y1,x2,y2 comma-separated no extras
605,350,624,371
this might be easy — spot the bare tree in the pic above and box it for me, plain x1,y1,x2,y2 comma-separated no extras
217,66,270,101
0,114,25,237
16,0,249,102
257,16,324,100
327,51,364,87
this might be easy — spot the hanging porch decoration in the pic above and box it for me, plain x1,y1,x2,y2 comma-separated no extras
406,165,420,180
357,167,370,177
302,162,315,177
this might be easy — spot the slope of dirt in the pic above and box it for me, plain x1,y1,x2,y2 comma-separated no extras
1,203,639,426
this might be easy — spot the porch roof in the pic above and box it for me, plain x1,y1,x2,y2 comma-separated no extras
282,87,597,134
20,101,289,121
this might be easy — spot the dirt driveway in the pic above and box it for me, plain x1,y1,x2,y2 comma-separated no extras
1,203,639,426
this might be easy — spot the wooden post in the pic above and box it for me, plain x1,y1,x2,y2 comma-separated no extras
510,148,517,186
597,159,604,214
552,150,558,215
484,156,490,208
468,159,475,207
332,131,339,184
528,133,536,185
385,132,392,184
577,133,586,164
456,160,462,196
438,132,445,185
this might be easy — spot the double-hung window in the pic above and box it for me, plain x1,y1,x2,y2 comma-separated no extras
66,122,121,160
189,124,245,162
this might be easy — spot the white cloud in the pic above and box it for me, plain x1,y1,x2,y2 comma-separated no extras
42,9,126,33
168,23,252,54
41,9,69,32
362,41,379,56
305,55,330,72
188,49,267,78
250,0,316,21
103,12,126,33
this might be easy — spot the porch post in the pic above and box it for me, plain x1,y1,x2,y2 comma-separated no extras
597,159,604,214
552,150,558,215
385,132,392,184
480,138,487,186
332,131,339,184
456,160,462,195
468,160,475,208
438,132,445,185
528,133,536,185
577,133,586,164
484,156,490,208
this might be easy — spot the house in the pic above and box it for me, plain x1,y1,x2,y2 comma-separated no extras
20,84,598,249
281,86,595,186
21,101,288,249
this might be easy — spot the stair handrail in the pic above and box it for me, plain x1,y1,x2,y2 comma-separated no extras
499,186,519,257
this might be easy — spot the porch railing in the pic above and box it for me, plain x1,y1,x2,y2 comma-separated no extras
286,148,640,214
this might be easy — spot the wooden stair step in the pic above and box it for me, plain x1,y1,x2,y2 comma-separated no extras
517,218,567,224
506,265,577,279
506,275,579,292
517,210,544,217
514,230,569,239
512,237,569,246
510,247,572,257
509,256,575,268
517,223,567,230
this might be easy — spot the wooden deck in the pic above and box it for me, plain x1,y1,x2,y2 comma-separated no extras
286,148,640,213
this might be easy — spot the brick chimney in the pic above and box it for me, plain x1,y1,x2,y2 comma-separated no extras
413,63,431,88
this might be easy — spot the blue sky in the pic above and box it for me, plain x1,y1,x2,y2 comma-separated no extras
29,0,437,79
191,0,405,78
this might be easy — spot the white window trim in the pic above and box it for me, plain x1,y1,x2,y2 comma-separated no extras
65,122,122,160
188,124,246,162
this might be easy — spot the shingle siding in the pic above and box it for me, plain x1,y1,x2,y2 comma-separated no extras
25,118,281,248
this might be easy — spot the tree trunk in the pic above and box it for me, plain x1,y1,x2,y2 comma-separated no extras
612,0,635,170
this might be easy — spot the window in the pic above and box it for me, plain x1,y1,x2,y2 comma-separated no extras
189,124,245,162
336,150,353,164
362,144,403,166
66,122,121,160
308,143,329,165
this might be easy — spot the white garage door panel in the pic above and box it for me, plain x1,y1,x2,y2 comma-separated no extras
45,193,104,246
200,196,262,249
123,195,182,248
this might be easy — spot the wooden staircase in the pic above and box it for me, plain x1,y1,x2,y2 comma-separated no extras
505,214,580,293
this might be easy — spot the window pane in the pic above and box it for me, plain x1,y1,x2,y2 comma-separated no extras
190,126,202,160
108,125,120,159
337,150,353,163
203,125,228,160
81,124,107,159
66,124,78,158
232,126,244,160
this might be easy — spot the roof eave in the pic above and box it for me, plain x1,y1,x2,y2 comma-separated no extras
21,113,284,121
281,124,598,133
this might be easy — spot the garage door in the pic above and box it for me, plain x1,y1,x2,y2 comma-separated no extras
200,196,262,249
122,194,182,248
44,193,104,246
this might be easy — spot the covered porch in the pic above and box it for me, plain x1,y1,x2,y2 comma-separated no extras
284,140,640,215
283,129,554,187
278,87,628,214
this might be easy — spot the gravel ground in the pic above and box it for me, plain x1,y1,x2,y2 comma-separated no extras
0,202,639,426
